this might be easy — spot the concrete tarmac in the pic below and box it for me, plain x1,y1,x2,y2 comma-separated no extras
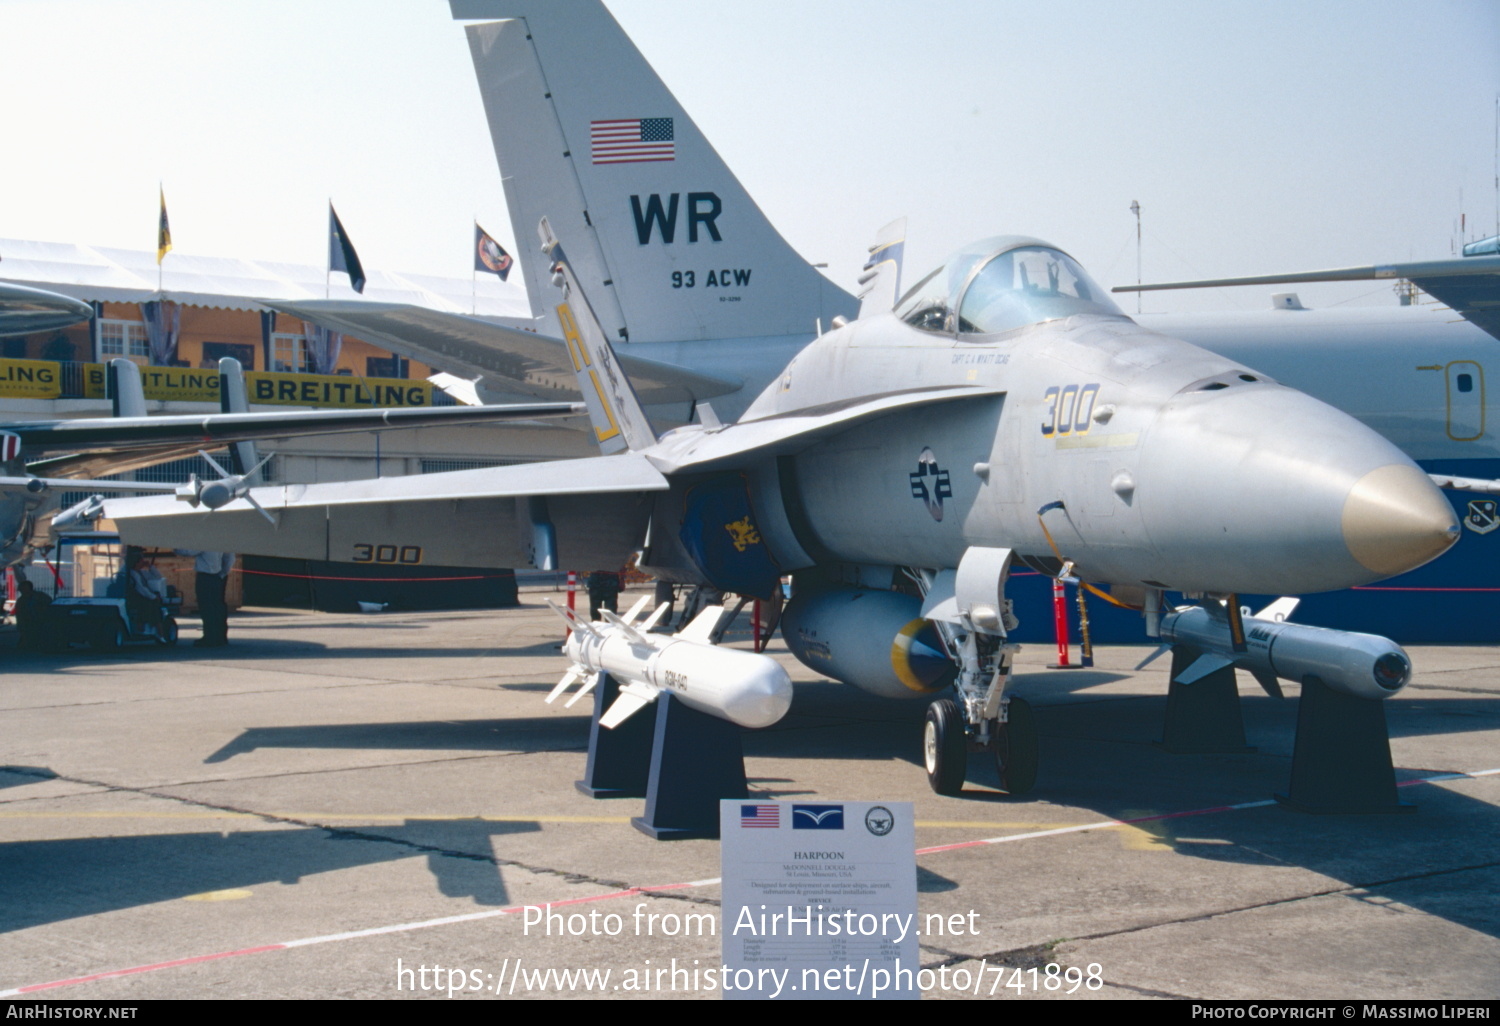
0,593,1496,1001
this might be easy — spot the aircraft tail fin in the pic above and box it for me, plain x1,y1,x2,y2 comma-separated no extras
539,217,656,454
217,357,262,483
453,0,857,344
107,359,146,419
858,218,907,319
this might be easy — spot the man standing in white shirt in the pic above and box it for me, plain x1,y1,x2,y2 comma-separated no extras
177,550,235,647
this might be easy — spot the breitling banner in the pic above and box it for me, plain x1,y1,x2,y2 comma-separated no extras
0,358,433,407
0,358,70,399
245,372,432,408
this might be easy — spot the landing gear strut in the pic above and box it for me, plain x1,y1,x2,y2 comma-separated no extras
918,547,1038,796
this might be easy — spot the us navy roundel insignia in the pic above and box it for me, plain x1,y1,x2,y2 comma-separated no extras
1466,499,1498,535
909,448,952,522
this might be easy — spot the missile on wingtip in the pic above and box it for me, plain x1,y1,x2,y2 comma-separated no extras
1156,604,1411,701
544,596,794,729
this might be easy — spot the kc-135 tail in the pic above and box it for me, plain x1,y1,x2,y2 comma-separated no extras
451,0,857,347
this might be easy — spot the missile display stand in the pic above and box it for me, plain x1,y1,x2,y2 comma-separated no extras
545,598,789,840
572,676,748,838
575,674,653,799
1159,646,1255,754
631,693,748,840
1277,675,1413,814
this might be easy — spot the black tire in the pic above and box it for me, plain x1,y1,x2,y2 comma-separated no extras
158,617,179,646
98,621,126,652
995,696,1039,796
923,698,967,796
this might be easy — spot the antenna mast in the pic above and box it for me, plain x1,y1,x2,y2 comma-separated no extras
1130,200,1142,315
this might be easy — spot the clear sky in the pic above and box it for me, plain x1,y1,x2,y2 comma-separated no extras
3,0,1497,313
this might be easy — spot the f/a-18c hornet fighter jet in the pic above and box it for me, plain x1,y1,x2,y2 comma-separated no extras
106,210,1458,796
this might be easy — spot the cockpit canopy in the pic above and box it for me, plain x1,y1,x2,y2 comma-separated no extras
894,236,1123,337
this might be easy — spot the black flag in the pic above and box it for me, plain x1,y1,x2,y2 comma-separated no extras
474,223,513,281
328,204,366,294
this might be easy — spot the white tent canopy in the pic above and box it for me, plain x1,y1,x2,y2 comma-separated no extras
0,237,534,321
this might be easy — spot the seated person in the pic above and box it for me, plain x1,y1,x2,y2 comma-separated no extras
126,552,166,630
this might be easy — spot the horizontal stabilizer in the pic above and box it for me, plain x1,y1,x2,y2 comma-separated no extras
266,300,741,406
0,476,178,494
105,452,666,570
12,401,582,459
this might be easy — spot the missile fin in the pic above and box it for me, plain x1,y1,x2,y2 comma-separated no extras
600,608,648,643
640,602,670,632
546,667,584,704
544,598,597,636
600,681,660,729
678,605,727,644
1249,667,1285,699
1174,653,1235,685
1254,596,1299,623
564,671,602,707
621,594,652,624
1135,644,1171,671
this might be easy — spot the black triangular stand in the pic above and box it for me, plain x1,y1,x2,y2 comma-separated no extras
1276,675,1414,814
575,673,653,799
1159,646,1255,753
631,692,747,840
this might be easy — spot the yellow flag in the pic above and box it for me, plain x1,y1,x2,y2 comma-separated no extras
157,185,173,265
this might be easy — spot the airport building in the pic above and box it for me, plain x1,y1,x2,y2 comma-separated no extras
0,238,595,610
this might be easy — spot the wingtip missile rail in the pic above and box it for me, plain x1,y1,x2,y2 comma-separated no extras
544,597,793,730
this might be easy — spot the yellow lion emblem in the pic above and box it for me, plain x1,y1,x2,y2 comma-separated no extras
725,516,761,552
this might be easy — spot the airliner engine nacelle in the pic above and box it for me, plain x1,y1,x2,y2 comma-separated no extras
781,587,955,700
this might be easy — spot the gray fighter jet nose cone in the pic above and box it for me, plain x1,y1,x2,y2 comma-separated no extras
1341,464,1459,577
1126,384,1454,595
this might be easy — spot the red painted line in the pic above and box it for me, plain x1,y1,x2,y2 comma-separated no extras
7,769,1493,995
1351,586,1500,592
13,945,286,994
237,569,513,583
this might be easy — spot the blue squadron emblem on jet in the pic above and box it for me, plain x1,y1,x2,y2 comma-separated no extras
1466,499,1499,535
909,447,952,522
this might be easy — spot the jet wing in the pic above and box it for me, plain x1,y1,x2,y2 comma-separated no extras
0,281,94,337
9,401,582,479
1114,255,1500,342
264,300,743,405
104,452,666,570
652,385,1006,474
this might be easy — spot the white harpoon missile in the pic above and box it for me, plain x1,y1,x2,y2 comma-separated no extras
545,596,794,729
1145,599,1412,701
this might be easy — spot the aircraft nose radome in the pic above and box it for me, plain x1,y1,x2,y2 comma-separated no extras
1341,464,1460,577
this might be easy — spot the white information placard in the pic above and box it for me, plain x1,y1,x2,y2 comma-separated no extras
719,800,918,1000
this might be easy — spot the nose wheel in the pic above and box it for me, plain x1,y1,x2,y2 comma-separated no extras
924,698,967,796
994,696,1038,795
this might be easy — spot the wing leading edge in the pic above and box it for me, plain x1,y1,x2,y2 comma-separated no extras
1114,255,1500,341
